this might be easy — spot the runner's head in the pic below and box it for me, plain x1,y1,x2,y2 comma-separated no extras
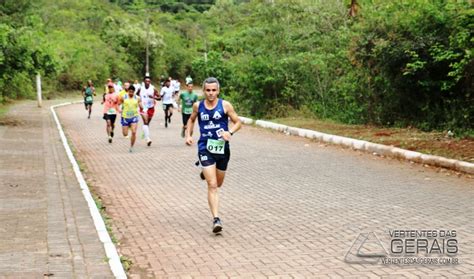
123,81,130,90
202,77,220,101
128,85,135,97
164,79,170,87
108,83,115,93
87,80,93,86
143,76,151,88
187,83,193,92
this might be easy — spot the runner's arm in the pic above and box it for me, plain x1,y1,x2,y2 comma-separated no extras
138,97,143,111
223,101,242,141
153,89,161,101
185,102,199,145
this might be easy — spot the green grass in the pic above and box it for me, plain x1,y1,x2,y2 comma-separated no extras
0,102,12,117
271,116,474,163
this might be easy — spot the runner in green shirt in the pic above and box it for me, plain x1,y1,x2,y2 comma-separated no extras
82,80,96,119
178,83,198,138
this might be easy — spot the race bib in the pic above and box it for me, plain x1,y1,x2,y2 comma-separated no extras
85,96,93,102
184,107,193,114
147,99,154,108
206,139,225,154
107,108,116,115
125,110,135,118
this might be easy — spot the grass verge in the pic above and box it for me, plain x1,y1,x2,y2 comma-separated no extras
272,116,474,163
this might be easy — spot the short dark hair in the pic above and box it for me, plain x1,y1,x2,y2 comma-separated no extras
202,77,220,89
128,85,135,92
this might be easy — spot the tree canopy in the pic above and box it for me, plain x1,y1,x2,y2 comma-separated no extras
0,0,472,132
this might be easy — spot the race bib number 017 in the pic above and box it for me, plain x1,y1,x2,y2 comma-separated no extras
206,139,225,154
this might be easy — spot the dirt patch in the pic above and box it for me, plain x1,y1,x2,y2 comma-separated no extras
272,117,474,163
0,117,24,127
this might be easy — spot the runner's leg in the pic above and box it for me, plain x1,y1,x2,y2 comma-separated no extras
130,122,137,147
202,165,219,218
216,169,226,188
122,125,129,137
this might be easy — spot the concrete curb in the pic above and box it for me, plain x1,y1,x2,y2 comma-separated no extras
51,102,127,279
239,117,474,174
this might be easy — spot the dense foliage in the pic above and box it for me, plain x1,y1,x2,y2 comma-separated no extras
0,0,472,132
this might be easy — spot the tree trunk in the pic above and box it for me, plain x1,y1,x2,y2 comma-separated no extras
348,0,358,17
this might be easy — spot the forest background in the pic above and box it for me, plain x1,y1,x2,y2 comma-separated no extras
1,0,472,137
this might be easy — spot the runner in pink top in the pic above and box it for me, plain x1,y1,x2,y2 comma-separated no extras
102,84,120,143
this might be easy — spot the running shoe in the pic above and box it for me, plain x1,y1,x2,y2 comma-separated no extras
111,131,114,138
212,217,223,233
129,147,133,153
147,139,152,146
165,122,168,128
200,171,205,180
108,136,112,143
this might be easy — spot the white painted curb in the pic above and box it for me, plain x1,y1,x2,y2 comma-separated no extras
243,117,474,174
51,102,127,279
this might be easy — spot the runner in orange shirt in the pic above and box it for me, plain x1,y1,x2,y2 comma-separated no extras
102,83,120,143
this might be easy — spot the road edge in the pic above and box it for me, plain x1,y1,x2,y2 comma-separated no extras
239,117,474,174
51,102,127,279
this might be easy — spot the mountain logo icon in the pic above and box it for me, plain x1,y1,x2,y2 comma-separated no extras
345,232,388,264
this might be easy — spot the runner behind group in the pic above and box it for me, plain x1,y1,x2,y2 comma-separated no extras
136,76,160,146
185,77,242,234
133,79,140,94
178,83,198,138
160,79,174,128
102,84,120,143
82,80,96,119
119,85,141,152
118,81,132,138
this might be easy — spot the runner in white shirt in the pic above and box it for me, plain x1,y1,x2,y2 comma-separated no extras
136,76,160,146
160,79,175,128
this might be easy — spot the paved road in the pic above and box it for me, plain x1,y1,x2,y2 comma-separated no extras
58,102,473,278
0,102,112,278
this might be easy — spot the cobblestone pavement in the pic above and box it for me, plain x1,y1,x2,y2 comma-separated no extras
57,102,473,278
0,101,112,278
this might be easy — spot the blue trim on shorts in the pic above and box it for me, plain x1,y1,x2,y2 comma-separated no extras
198,146,231,171
121,116,139,126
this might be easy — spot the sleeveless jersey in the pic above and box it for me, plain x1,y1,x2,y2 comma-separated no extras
122,95,139,118
139,85,155,109
84,86,94,103
197,99,229,151
103,93,119,114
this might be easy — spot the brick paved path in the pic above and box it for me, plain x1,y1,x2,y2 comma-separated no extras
0,102,112,278
58,102,473,278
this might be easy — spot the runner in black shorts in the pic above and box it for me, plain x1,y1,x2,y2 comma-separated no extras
178,83,198,137
185,77,242,234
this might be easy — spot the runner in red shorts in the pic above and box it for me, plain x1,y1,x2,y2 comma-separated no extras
136,76,160,146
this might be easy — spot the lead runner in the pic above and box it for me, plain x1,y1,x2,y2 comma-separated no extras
185,77,242,234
